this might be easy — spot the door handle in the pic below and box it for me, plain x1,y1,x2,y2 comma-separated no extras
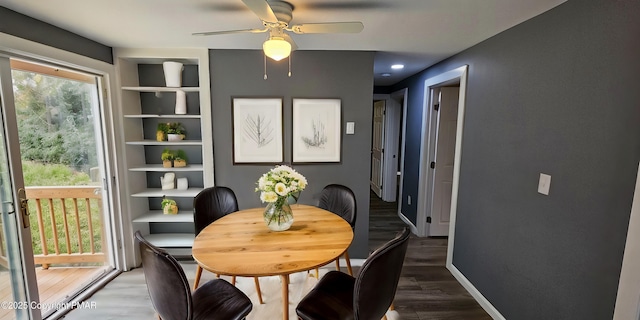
18,188,29,228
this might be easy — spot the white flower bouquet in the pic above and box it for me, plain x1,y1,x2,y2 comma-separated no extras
256,165,308,231
256,165,307,204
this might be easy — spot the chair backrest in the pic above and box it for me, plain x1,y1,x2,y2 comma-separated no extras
353,227,410,320
318,184,357,229
134,231,193,320
193,186,239,235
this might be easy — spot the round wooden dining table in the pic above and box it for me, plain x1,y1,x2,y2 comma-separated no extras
192,204,354,320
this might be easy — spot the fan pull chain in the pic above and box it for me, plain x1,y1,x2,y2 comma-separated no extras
288,54,292,77
264,54,268,80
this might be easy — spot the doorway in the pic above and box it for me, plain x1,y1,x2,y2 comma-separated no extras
416,66,468,240
371,89,407,204
0,56,117,319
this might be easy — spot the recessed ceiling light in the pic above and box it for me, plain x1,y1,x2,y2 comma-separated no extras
391,64,404,70
381,73,392,77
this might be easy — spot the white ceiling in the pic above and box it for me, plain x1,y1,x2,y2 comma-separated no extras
0,0,566,86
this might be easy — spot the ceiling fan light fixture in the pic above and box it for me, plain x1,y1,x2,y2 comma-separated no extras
263,37,291,61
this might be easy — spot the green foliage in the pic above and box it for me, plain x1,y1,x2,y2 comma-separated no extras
11,69,103,265
22,160,91,186
157,122,169,133
22,161,100,259
161,197,176,209
12,70,98,171
175,149,187,161
161,148,175,161
167,122,185,135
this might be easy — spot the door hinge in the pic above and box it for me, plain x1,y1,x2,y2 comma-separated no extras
434,104,440,111
427,216,432,223
430,161,436,169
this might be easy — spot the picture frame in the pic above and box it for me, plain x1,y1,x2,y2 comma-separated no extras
292,98,342,163
232,98,283,164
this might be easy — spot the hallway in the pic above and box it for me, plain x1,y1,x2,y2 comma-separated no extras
368,192,490,319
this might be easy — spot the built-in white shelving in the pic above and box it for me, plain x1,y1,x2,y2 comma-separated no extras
128,164,204,172
131,188,203,198
124,114,201,119
143,233,195,248
115,48,213,256
125,140,202,146
132,211,194,223
121,86,200,92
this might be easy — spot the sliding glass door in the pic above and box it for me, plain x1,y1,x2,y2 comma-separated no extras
0,56,40,320
0,53,117,319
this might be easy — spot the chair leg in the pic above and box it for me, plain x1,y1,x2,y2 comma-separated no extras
344,251,353,276
315,268,319,279
193,265,203,290
382,315,388,320
254,277,264,304
389,302,395,310
231,276,236,286
335,258,341,271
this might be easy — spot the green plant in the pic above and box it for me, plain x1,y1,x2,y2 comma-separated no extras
157,123,169,133
161,197,177,209
167,122,185,135
175,149,187,161
161,148,175,161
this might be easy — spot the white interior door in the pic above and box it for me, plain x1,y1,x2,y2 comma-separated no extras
429,87,459,236
370,100,385,197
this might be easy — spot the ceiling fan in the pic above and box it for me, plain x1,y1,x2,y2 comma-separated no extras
193,0,364,61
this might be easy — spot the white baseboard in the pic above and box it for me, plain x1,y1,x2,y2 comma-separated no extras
398,211,420,235
447,263,505,320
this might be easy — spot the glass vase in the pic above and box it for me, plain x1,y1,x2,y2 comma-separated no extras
264,201,294,231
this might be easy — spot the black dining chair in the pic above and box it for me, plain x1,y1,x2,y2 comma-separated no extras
318,184,357,276
192,186,263,304
296,227,410,320
134,231,253,320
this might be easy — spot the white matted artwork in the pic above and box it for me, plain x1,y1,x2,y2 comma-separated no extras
292,98,341,163
232,98,283,164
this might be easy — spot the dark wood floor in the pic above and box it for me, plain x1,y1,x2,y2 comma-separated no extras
368,191,491,320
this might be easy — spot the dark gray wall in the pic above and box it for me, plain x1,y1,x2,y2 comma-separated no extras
391,0,640,318
210,50,374,258
0,6,113,64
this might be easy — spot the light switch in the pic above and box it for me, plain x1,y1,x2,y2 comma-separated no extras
538,173,551,195
346,122,355,134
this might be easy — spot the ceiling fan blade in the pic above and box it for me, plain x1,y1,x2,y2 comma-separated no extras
282,33,298,51
192,28,267,36
241,0,278,23
289,22,364,34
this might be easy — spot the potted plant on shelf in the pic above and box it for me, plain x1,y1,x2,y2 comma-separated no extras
161,148,175,168
156,123,169,141
167,122,185,141
161,197,178,215
174,149,188,167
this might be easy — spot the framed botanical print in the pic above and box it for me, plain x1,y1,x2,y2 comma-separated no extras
292,98,341,163
232,98,283,164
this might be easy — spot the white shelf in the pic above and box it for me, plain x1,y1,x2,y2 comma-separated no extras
133,211,194,223
126,140,202,146
124,114,201,119
117,48,213,255
131,188,203,198
129,164,204,172
145,233,194,248
122,86,200,92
